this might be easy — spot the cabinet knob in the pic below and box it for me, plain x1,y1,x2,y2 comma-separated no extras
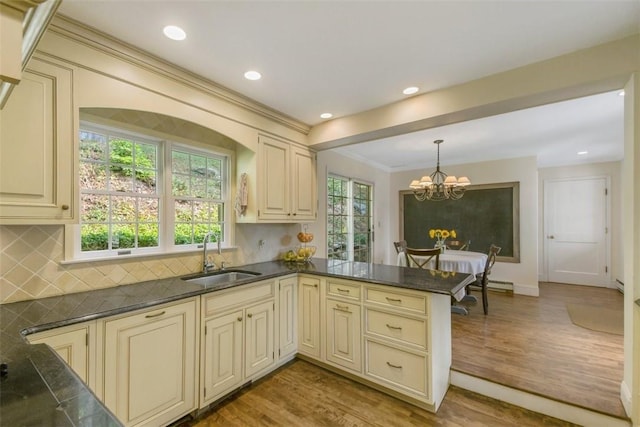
237,317,243,322
61,204,69,210
247,313,253,318
292,213,297,216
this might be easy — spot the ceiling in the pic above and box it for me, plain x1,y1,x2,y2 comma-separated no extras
57,1,638,169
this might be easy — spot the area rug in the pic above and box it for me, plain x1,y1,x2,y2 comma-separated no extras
566,303,623,335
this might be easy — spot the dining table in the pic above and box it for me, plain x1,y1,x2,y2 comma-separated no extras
397,249,488,314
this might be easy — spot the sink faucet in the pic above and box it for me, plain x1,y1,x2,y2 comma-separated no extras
202,232,216,273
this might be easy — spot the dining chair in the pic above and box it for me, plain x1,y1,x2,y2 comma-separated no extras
466,244,501,314
393,240,407,254
404,247,440,270
447,239,471,251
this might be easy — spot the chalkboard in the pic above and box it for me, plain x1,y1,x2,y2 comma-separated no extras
400,182,520,262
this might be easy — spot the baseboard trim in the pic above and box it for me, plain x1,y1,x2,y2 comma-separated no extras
451,370,630,427
513,282,539,296
620,380,632,418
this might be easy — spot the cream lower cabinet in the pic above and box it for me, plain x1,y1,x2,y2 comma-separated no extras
363,285,451,411
325,279,362,373
27,321,96,389
278,276,298,361
200,280,275,407
297,275,321,359
97,298,198,427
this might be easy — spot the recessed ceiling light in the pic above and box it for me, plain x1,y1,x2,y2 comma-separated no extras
163,25,186,41
403,86,419,95
320,113,333,119
618,90,625,97
578,151,588,155
244,70,262,80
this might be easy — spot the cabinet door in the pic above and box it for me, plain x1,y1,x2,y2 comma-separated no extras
244,299,275,378
28,322,94,388
278,277,297,360
201,310,243,405
326,299,362,372
258,136,290,220
0,57,75,223
102,300,197,427
298,276,321,358
290,147,316,220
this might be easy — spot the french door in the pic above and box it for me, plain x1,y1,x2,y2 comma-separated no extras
327,175,373,262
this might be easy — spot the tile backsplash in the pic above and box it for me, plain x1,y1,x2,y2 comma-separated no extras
0,223,299,304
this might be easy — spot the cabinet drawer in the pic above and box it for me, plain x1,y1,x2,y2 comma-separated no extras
365,308,427,349
365,339,428,397
327,280,361,300
366,288,426,314
203,281,274,317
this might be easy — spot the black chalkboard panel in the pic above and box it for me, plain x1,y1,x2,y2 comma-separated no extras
400,182,520,262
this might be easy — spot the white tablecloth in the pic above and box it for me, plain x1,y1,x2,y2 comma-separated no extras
397,250,488,301
397,250,487,275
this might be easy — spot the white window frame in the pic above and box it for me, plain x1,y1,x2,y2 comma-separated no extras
67,121,231,262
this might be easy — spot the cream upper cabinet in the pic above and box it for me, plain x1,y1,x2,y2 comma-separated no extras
256,135,316,222
28,321,96,389
0,56,76,224
98,298,198,427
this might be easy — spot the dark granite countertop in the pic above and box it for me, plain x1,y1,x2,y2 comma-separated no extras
0,259,472,426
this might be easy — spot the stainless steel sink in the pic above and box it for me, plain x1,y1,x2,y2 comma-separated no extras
182,270,261,287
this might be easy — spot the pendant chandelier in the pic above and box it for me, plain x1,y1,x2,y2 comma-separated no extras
409,139,471,201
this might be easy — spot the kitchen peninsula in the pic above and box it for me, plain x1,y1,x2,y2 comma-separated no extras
0,259,473,427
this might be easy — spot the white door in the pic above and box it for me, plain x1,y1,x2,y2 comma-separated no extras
544,177,609,286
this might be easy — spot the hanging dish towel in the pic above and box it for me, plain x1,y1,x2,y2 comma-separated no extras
235,173,248,216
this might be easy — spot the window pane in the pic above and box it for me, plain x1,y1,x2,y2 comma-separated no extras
81,194,108,222
112,224,135,249
81,224,108,251
112,196,136,222
80,163,107,191
79,131,107,161
172,151,190,174
172,174,190,196
135,170,156,194
175,223,193,245
136,142,157,168
138,223,159,248
138,198,158,222
193,200,209,222
175,200,193,222
192,176,207,198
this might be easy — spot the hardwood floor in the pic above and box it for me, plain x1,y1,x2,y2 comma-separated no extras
178,281,625,426
452,282,625,418
184,359,577,427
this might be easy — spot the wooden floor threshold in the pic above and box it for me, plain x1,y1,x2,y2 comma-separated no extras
450,369,631,427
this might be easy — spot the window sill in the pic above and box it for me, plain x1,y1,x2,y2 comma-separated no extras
59,246,237,266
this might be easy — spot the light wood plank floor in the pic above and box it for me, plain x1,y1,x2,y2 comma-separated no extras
183,359,576,427
453,281,625,418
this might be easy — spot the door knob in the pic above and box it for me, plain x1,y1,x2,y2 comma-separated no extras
548,235,555,239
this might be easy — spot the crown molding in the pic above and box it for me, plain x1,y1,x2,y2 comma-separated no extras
48,14,311,136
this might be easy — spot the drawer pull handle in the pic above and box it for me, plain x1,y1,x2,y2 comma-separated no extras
145,310,166,318
247,313,253,318
386,324,402,330
386,362,402,369
385,297,402,303
335,304,350,312
337,288,350,293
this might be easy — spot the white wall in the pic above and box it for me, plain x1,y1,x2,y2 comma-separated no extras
538,161,623,287
390,156,539,296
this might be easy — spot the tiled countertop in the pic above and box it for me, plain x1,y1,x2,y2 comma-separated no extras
0,259,473,426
